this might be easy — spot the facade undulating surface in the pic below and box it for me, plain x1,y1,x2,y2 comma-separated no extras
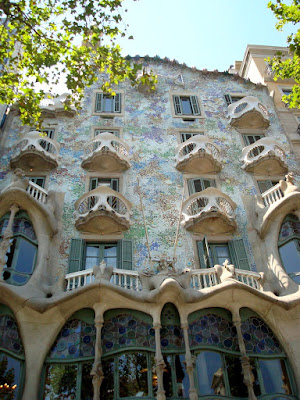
0,57,300,400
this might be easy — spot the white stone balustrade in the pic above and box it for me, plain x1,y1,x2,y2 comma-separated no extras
181,187,237,234
235,269,262,290
228,96,270,129
175,135,222,173
26,181,48,204
241,137,287,174
81,132,130,171
190,268,218,289
261,183,283,207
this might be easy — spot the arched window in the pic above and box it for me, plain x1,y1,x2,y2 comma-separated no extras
0,304,25,400
278,214,300,284
42,309,95,400
0,211,38,286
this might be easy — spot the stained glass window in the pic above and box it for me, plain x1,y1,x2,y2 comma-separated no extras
160,303,184,351
0,315,24,356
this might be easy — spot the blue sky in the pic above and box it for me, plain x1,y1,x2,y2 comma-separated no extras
118,0,296,71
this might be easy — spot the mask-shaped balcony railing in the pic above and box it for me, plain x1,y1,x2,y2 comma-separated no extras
40,93,76,117
10,131,60,172
74,186,132,234
228,96,270,129
175,135,222,173
241,137,287,175
81,132,130,172
181,187,237,235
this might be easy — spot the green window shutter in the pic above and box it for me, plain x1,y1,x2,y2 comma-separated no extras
114,93,121,112
173,96,182,115
117,239,133,270
197,237,210,268
68,239,84,273
95,93,103,112
190,95,201,115
224,94,232,106
89,178,98,191
187,179,196,195
257,180,273,194
228,239,250,271
111,178,119,192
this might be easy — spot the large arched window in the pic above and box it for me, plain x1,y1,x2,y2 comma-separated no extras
278,214,300,284
42,308,95,400
0,211,38,286
0,304,25,400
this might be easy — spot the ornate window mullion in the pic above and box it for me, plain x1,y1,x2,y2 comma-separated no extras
0,204,20,279
154,323,166,400
181,323,197,400
91,317,104,400
232,310,257,400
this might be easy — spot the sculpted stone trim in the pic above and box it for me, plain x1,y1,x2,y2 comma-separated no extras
227,96,270,129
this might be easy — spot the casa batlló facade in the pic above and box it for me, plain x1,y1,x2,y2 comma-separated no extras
0,56,300,400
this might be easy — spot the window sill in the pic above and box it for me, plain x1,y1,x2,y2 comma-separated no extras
92,112,124,118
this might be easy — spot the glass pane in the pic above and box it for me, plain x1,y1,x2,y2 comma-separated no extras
260,359,291,394
104,257,117,269
163,355,173,398
101,358,115,400
119,352,148,397
193,179,203,193
86,246,100,258
196,351,225,395
14,239,36,273
81,363,93,400
103,96,113,112
225,356,248,397
175,355,189,397
181,97,192,115
104,245,117,257
43,364,77,399
11,272,29,285
279,241,300,275
0,352,22,400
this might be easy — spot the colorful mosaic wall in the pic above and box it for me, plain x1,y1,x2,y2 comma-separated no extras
1,60,300,275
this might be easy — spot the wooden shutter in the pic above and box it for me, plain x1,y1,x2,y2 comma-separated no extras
197,237,210,268
89,178,98,191
203,178,216,189
187,179,196,195
173,96,182,115
257,180,273,194
228,239,250,270
68,239,84,273
114,93,121,112
111,178,119,192
95,93,103,112
190,96,201,115
224,94,232,106
117,239,133,270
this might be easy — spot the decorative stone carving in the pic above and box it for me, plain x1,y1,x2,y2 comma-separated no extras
228,96,269,129
215,259,237,283
93,260,113,282
280,172,300,195
40,93,76,117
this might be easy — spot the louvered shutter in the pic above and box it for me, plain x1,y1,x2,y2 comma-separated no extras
95,93,103,112
228,239,250,270
257,180,273,195
224,94,232,106
187,179,196,195
117,239,133,270
89,178,98,191
173,96,182,115
190,96,201,115
114,93,121,112
68,239,84,273
197,237,210,268
110,179,119,192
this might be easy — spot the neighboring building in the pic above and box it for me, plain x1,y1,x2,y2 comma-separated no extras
230,44,300,159
0,56,300,400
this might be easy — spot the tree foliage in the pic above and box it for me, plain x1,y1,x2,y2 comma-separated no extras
0,0,146,127
268,0,300,108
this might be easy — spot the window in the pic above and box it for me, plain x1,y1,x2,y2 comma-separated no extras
187,178,216,195
68,239,133,273
278,214,300,284
180,131,203,143
224,94,245,106
89,177,119,192
242,134,264,147
95,93,121,114
28,176,46,188
197,238,250,270
0,211,38,286
94,128,120,138
40,128,55,152
173,95,201,117
257,179,280,195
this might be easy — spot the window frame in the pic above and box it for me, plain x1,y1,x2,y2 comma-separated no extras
92,91,125,117
170,92,205,120
242,133,265,147
224,93,246,106
92,126,122,139
187,177,216,196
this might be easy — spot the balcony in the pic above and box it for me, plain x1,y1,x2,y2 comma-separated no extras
181,187,237,235
81,132,130,172
241,138,287,175
228,96,270,129
74,186,132,234
40,93,76,118
10,131,60,172
175,136,222,174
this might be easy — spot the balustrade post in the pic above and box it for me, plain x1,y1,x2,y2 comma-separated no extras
182,323,198,400
0,204,20,280
154,324,166,400
232,310,257,400
91,317,104,400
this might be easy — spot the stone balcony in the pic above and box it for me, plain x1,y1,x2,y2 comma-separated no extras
10,131,60,172
81,132,130,172
228,96,270,129
40,93,76,118
181,187,237,235
175,135,222,174
241,137,287,175
74,186,132,234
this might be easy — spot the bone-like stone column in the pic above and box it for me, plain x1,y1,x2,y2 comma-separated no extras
0,204,19,280
182,323,198,400
232,310,257,400
91,316,104,400
154,324,166,400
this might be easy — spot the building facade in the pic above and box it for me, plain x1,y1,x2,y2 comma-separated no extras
0,56,300,400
